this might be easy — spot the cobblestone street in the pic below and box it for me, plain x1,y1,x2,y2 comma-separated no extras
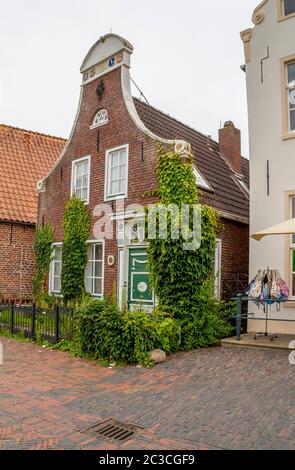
0,337,294,450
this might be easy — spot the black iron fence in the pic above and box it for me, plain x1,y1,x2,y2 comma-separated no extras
0,303,75,343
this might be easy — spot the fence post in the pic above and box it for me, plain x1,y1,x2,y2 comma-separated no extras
32,304,36,339
236,294,243,341
55,304,59,343
10,303,14,335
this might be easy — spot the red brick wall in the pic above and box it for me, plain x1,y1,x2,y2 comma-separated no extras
38,65,249,299
219,217,249,297
218,123,242,174
0,222,35,301
38,67,161,298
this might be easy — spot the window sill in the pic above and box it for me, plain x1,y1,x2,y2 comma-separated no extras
284,301,295,308
104,194,127,203
282,132,295,140
278,12,295,22
90,122,108,130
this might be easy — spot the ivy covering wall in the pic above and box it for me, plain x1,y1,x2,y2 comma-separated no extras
33,224,54,301
147,146,231,349
61,196,90,302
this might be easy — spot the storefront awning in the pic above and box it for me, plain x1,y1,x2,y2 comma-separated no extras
251,218,295,241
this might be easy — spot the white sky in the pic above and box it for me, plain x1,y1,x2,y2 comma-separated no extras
0,0,259,156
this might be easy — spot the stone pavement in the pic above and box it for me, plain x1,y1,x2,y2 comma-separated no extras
0,337,295,450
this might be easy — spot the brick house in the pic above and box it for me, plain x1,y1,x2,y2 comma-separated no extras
38,34,249,308
0,124,65,301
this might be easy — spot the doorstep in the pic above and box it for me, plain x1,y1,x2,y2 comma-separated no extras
221,333,295,351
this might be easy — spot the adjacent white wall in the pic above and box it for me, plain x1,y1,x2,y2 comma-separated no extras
244,0,295,332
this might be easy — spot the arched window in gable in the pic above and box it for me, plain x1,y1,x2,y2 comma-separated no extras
91,109,108,128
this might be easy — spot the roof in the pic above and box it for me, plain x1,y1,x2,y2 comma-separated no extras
134,99,249,222
0,124,65,224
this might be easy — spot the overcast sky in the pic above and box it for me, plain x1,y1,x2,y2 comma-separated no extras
0,0,259,156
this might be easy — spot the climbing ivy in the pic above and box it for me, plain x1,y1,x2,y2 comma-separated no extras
33,224,54,301
147,146,230,348
61,196,90,302
147,145,218,314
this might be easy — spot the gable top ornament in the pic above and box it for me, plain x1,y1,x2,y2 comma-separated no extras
174,141,193,161
252,0,268,24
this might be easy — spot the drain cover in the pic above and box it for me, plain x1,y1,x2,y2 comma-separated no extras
84,419,141,443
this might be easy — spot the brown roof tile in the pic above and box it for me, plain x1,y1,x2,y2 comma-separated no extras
0,125,65,224
134,99,249,222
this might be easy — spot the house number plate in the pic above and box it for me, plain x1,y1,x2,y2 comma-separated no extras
137,282,148,293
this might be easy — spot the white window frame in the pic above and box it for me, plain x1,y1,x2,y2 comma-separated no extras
214,239,222,299
286,62,295,133
290,196,295,298
193,165,213,192
104,144,129,201
49,243,63,295
71,156,91,205
233,175,250,198
85,240,105,298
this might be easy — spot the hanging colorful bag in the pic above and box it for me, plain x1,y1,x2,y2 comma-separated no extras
249,270,265,299
270,270,281,300
276,270,289,299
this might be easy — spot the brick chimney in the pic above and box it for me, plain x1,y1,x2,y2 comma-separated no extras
218,121,241,174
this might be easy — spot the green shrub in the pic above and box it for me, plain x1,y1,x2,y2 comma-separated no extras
77,299,128,361
76,299,181,366
177,279,233,350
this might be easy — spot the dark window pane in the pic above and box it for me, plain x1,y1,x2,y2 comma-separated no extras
292,250,295,272
290,109,295,131
95,244,103,260
292,274,295,297
94,278,102,295
284,0,295,16
288,63,295,83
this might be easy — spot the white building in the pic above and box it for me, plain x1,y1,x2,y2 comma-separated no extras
241,0,295,333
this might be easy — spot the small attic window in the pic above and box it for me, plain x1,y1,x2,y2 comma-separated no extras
193,166,212,191
91,109,108,129
234,175,249,197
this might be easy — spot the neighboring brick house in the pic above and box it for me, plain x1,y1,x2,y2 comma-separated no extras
0,125,65,301
38,34,249,309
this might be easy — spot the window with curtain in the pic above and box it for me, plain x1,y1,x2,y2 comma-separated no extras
287,62,295,132
105,146,128,199
51,246,62,294
72,157,90,203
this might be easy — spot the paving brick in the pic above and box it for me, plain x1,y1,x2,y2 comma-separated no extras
0,337,295,450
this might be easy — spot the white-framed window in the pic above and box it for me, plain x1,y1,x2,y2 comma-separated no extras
214,239,222,299
50,244,62,294
105,145,128,200
91,109,108,129
283,0,295,16
286,62,295,132
193,165,212,191
71,156,91,204
290,195,295,297
233,175,250,197
85,242,104,297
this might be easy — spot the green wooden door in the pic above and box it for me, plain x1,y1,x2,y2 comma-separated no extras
128,248,154,311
